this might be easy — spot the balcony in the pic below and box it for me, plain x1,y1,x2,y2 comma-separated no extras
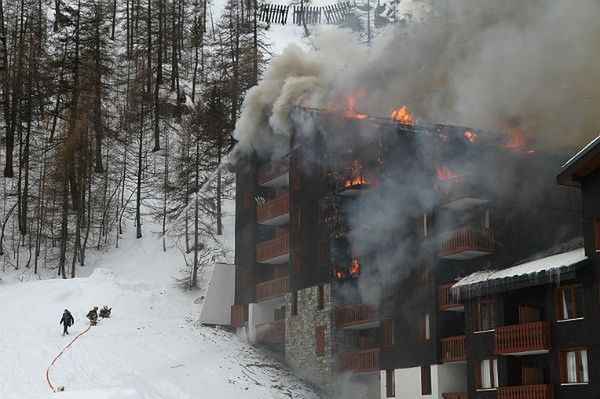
255,276,289,302
336,304,379,329
437,174,489,210
438,227,494,260
338,349,380,373
258,161,289,187
256,192,289,226
256,234,289,264
255,319,285,343
441,335,466,362
495,321,551,356
439,283,463,311
442,393,467,399
498,385,554,399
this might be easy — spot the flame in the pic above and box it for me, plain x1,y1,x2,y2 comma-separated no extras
349,258,360,278
344,160,369,187
436,166,455,181
344,89,368,120
389,105,415,125
504,128,527,151
464,130,477,143
336,270,346,279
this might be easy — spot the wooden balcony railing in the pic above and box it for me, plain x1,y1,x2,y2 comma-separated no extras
255,319,285,343
255,276,289,302
438,227,494,258
336,304,379,328
442,393,467,399
498,385,554,399
439,283,462,310
437,174,485,206
495,321,551,355
441,335,466,362
256,192,289,224
258,161,289,186
339,349,380,373
256,234,289,263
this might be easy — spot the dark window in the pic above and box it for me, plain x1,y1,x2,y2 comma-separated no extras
317,285,325,310
421,365,431,395
419,313,430,341
594,218,600,251
476,358,499,389
416,263,426,287
383,319,395,347
560,348,589,384
292,249,301,274
318,241,327,266
291,166,301,191
315,326,325,356
386,369,395,397
243,187,252,209
557,284,584,320
474,300,495,331
292,207,301,231
291,292,298,316
242,266,250,289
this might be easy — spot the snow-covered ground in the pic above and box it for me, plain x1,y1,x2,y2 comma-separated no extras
0,225,319,399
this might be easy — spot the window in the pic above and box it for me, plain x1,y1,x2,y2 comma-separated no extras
383,319,395,347
318,241,327,266
421,365,431,395
416,263,426,287
419,313,430,341
594,218,600,251
315,326,325,356
476,359,499,390
317,285,325,310
292,207,301,231
557,284,584,320
292,249,301,274
242,266,250,289
291,166,301,190
560,349,589,384
385,369,395,397
291,292,298,316
474,300,495,331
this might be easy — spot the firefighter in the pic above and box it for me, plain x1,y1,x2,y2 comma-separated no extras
59,309,74,336
86,307,99,326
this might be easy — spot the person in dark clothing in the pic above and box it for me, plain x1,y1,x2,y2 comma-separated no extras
60,309,74,336
86,307,99,326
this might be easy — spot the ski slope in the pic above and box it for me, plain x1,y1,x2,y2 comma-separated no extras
0,227,319,399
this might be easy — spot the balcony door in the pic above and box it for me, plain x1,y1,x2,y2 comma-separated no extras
518,305,541,324
522,365,544,385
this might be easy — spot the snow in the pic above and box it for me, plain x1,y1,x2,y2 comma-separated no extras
0,224,319,399
453,247,587,289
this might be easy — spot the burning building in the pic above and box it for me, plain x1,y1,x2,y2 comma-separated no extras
230,105,584,398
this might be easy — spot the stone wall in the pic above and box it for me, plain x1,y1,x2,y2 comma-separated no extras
285,284,335,387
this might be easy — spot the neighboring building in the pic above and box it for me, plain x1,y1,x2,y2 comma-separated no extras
230,109,583,398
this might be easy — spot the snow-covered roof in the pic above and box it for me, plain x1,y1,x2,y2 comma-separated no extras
453,247,587,291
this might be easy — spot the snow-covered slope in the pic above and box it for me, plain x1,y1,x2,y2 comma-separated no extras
0,227,319,399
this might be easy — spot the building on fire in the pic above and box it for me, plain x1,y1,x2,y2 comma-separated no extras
228,105,600,399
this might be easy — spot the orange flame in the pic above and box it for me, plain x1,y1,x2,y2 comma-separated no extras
344,160,368,187
389,105,415,125
436,166,455,181
349,258,360,278
344,89,368,120
504,128,527,151
464,130,477,143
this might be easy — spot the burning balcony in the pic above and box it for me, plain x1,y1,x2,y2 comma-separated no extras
439,283,463,311
334,257,361,281
438,227,494,260
255,276,289,302
495,321,551,356
442,393,467,399
437,174,489,210
336,304,379,329
256,234,289,264
441,335,466,362
256,192,289,226
257,160,289,187
255,319,285,343
336,161,376,196
498,385,554,399
338,348,380,373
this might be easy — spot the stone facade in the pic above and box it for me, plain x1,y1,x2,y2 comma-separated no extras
285,284,335,387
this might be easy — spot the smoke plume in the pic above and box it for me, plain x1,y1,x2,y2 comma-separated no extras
234,0,600,153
